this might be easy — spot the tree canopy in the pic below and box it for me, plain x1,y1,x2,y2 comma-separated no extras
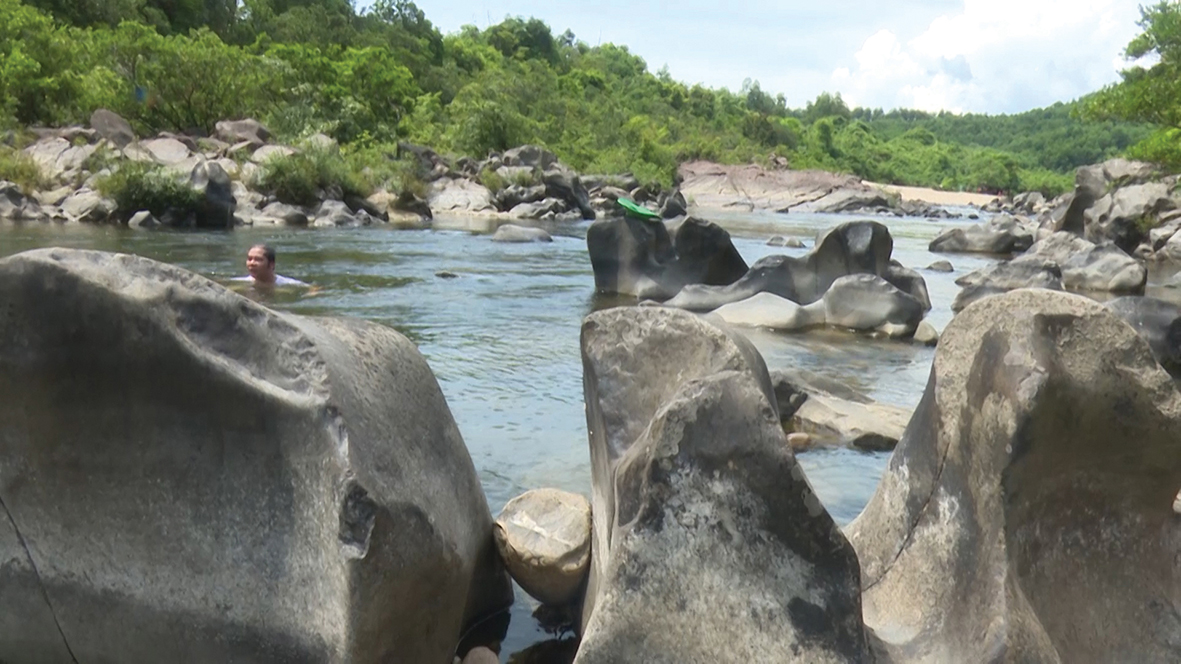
0,0,1156,192
1081,1,1181,169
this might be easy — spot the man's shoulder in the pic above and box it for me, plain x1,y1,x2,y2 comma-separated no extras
274,274,309,287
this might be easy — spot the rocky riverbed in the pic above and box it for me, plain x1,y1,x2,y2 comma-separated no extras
4,114,1181,663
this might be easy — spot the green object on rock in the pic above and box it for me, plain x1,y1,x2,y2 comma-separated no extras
617,197,660,219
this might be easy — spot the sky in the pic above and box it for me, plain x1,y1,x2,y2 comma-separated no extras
373,0,1150,115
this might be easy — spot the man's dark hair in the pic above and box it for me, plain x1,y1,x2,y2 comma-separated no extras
252,244,276,265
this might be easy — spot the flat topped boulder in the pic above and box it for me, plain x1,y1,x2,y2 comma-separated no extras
493,488,591,607
0,249,512,663
576,307,870,663
848,289,1181,663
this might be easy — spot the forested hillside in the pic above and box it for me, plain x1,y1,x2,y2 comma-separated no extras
0,0,1160,194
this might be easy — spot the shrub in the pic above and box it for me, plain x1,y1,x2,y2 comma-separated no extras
477,166,506,192
1016,167,1074,197
508,168,538,187
96,162,200,218
0,147,49,191
253,146,371,206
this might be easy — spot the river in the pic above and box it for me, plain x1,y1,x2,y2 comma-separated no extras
0,210,1079,661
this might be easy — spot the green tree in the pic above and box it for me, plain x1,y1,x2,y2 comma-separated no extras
1082,1,1181,168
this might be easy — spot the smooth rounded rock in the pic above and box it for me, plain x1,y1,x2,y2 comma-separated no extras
461,646,500,664
494,488,591,607
492,224,553,243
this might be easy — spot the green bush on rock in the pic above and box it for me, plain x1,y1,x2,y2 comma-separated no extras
253,147,372,207
97,162,200,219
0,147,50,192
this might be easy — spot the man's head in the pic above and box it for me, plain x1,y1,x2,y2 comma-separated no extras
246,244,276,284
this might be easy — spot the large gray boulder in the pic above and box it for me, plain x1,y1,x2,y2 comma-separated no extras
215,119,271,148
1,181,51,223
542,170,595,220
821,274,925,338
0,249,513,663
491,224,553,243
848,290,1181,663
790,187,893,214
1022,231,1146,293
502,145,559,171
89,109,136,149
577,307,870,663
710,292,823,331
951,261,1064,312
428,178,497,215
59,187,115,224
708,274,923,340
1105,296,1181,378
586,215,748,299
1085,182,1176,253
190,160,236,229
928,214,1034,254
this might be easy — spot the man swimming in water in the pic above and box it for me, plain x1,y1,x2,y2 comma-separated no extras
235,244,309,287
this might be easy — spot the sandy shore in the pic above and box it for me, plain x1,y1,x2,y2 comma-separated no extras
863,181,999,207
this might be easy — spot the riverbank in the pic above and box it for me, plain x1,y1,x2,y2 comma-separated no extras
864,181,999,207
677,160,973,218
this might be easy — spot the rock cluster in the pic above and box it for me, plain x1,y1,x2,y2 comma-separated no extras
3,113,664,231
588,218,932,340
994,158,1181,260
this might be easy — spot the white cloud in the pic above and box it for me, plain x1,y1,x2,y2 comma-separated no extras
831,0,1143,113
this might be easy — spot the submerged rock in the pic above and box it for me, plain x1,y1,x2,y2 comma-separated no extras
492,224,553,243
710,292,823,331
576,307,870,663
0,249,513,663
928,214,1033,254
848,290,1181,663
951,260,1064,312
820,274,925,338
770,369,911,451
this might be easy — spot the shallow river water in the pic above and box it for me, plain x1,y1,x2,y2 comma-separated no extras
4,209,1171,661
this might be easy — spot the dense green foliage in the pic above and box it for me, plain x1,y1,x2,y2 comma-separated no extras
0,146,48,191
0,0,1154,194
1082,1,1181,170
96,161,202,217
253,146,374,205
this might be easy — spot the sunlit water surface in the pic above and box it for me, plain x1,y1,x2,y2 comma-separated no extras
4,209,1176,661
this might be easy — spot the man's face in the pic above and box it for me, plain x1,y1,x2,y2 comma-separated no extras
246,247,274,282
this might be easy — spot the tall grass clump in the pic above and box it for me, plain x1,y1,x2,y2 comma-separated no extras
0,147,50,192
253,146,372,206
96,162,200,217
